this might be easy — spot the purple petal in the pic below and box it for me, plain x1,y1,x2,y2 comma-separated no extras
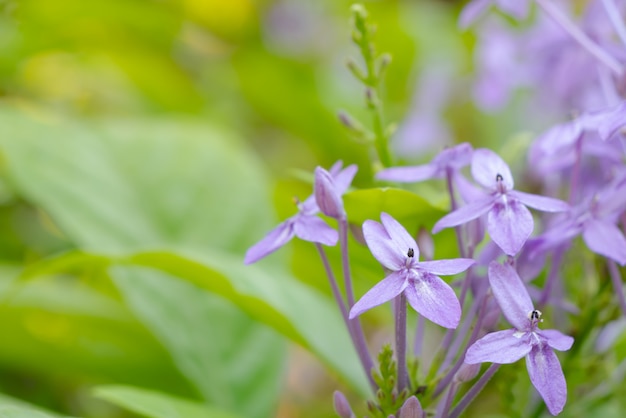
509,190,569,212
581,100,626,141
314,167,344,219
376,164,438,183
333,164,358,194
488,199,533,256
582,219,626,265
471,148,514,191
293,215,338,246
538,329,574,352
488,262,534,330
531,121,583,157
417,258,475,276
328,160,344,176
363,220,403,270
244,220,295,264
526,345,567,416
405,272,461,329
432,142,474,170
465,329,532,364
458,0,492,29
349,271,408,319
432,196,494,233
380,213,419,258
497,0,529,19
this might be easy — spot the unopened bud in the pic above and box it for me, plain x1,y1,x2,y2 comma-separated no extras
333,391,355,418
398,396,425,418
454,363,481,383
347,59,366,82
314,167,345,219
365,87,378,108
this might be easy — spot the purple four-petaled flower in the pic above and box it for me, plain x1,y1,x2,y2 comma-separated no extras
465,262,574,416
244,161,357,264
349,212,475,328
432,148,569,256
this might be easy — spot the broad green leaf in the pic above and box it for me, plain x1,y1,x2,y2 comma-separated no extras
0,110,286,417
93,385,240,418
17,249,370,396
121,249,370,395
344,188,445,226
0,270,190,396
0,393,75,418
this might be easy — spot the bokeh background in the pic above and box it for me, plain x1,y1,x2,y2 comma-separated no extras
0,0,596,417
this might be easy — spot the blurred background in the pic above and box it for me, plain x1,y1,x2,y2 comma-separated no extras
0,0,549,417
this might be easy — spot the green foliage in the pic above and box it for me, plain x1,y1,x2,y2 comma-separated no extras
93,385,241,418
368,345,408,418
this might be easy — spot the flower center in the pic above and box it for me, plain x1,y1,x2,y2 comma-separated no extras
407,248,414,258
495,173,507,194
527,309,543,328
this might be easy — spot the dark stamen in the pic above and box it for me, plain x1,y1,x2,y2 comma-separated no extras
407,248,414,258
530,310,541,320
496,173,503,182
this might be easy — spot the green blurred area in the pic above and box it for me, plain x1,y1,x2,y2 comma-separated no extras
0,0,575,417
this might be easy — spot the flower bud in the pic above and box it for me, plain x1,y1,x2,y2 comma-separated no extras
333,391,355,418
398,396,424,418
454,362,481,383
315,167,345,219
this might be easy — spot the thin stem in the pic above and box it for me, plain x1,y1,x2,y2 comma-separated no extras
339,219,356,307
433,293,490,398
338,219,377,389
536,0,624,76
414,314,425,356
436,382,458,418
439,284,484,374
448,364,501,418
607,259,626,316
395,293,409,392
315,244,349,321
569,134,584,205
539,247,564,306
315,243,377,390
602,0,626,47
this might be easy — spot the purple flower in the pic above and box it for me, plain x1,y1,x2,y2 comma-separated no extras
376,143,473,183
432,149,568,256
459,0,530,29
465,262,574,416
532,172,626,265
349,213,475,328
244,162,357,264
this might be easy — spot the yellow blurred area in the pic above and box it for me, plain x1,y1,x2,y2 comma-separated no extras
183,0,256,40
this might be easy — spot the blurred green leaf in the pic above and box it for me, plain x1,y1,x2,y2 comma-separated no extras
0,393,75,418
344,187,445,226
0,109,286,417
93,385,240,418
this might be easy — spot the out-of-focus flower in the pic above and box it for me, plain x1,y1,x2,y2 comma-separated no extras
459,0,531,29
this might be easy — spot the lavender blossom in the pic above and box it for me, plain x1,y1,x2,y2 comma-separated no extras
432,149,568,256
376,142,473,183
244,162,357,264
349,212,474,328
465,262,574,416
532,172,626,265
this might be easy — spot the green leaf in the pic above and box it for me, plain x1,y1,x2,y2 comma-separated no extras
0,393,75,418
0,110,286,417
344,188,445,227
121,248,370,395
93,385,240,418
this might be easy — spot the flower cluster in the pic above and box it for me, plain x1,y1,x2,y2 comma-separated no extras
245,1,626,417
